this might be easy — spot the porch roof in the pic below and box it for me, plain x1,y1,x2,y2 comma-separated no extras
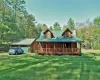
37,37,82,43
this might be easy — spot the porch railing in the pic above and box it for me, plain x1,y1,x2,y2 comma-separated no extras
38,48,80,55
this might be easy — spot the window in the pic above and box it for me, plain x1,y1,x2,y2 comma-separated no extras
44,43,46,48
44,31,51,39
57,43,63,48
50,43,54,48
66,34,69,37
65,43,71,48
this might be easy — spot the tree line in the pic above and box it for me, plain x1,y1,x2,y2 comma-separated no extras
77,17,100,49
41,18,75,31
0,0,40,44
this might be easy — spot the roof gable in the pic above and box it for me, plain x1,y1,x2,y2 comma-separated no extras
43,29,54,38
62,28,72,36
43,29,52,34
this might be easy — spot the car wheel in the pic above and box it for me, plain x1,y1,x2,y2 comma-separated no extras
15,51,18,55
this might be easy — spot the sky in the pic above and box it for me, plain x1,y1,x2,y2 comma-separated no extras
25,0,100,27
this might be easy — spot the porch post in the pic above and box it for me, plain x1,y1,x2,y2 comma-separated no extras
38,42,40,54
63,43,64,55
54,43,55,55
37,42,39,53
46,43,47,55
71,43,73,55
80,43,82,56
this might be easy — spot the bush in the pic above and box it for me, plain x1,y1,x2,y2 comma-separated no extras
0,44,10,52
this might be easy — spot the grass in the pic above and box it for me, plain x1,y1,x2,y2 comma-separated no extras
0,53,100,80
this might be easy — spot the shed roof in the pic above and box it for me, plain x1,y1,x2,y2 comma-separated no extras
11,39,35,45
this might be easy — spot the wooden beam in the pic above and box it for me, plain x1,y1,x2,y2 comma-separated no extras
80,43,82,56
46,43,47,55
54,43,55,55
63,43,64,55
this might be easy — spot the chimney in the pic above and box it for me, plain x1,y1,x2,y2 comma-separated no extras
72,30,76,36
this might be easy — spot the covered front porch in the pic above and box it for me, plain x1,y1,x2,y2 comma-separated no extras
38,42,81,55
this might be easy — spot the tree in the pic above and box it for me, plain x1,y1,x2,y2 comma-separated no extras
0,22,16,43
67,18,75,30
6,0,26,22
77,25,100,49
36,23,42,38
53,22,61,31
24,14,36,38
49,26,53,30
42,24,48,31
62,25,67,31
94,16,100,26
43,24,47,27
0,23,9,41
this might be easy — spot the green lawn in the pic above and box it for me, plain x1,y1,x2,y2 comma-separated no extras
0,53,100,80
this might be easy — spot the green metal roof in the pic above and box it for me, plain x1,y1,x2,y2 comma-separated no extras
11,39,35,45
52,31,63,38
37,37,82,42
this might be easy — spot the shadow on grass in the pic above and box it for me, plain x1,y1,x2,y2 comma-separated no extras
0,53,100,80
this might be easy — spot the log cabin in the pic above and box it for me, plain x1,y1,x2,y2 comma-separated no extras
37,28,82,55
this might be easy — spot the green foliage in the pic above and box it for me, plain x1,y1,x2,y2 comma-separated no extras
24,14,36,38
62,25,67,31
42,24,48,31
0,44,9,52
53,22,61,31
77,26,100,49
94,16,100,26
43,24,47,27
35,23,42,38
67,18,75,30
0,0,39,44
49,26,53,30
77,17,100,49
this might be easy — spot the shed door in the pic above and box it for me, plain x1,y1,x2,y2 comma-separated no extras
21,47,29,53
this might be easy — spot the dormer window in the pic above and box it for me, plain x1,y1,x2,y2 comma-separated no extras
62,28,72,38
46,31,51,38
67,31,72,38
66,34,68,37
43,29,54,39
